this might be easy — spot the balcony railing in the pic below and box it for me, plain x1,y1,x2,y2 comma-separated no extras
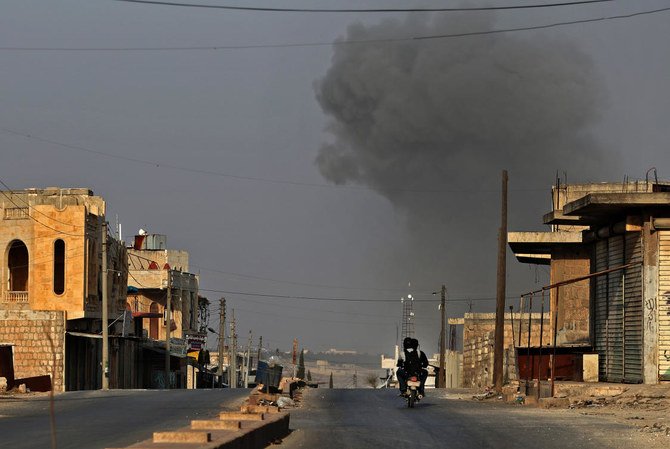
5,291,29,303
3,207,29,220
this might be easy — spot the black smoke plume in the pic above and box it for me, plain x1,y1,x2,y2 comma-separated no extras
314,13,618,309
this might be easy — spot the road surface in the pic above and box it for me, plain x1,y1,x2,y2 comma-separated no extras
279,388,664,449
0,389,249,449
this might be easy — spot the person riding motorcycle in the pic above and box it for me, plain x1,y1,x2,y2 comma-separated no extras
396,337,429,398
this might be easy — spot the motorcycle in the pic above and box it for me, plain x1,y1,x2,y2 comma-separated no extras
405,375,422,408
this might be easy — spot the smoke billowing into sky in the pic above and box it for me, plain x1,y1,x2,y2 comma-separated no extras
314,13,620,305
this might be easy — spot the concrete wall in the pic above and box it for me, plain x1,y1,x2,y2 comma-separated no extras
128,249,190,272
0,310,65,391
550,246,591,346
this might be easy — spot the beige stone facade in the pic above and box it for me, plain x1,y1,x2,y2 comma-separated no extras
127,236,200,342
0,188,128,391
0,310,65,391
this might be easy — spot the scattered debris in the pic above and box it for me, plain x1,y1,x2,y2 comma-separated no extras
473,390,495,401
277,397,296,408
639,422,670,436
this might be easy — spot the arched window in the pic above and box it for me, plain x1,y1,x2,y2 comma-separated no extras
8,240,29,292
53,239,65,295
149,302,159,340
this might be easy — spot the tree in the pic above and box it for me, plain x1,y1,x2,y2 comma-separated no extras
329,372,334,388
306,370,312,381
297,349,305,379
365,373,378,388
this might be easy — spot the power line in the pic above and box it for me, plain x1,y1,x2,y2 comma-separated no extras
3,5,669,52
192,264,434,293
214,294,400,319
0,177,87,229
200,287,523,303
416,5,670,41
1,128,547,194
116,0,616,13
0,187,83,237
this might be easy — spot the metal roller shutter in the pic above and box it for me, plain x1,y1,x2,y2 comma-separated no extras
623,232,643,383
594,239,609,380
659,231,670,381
607,235,625,382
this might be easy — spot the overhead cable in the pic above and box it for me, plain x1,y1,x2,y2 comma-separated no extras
3,6,670,51
115,0,615,13
1,128,546,194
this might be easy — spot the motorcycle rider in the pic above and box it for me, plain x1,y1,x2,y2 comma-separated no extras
397,337,429,398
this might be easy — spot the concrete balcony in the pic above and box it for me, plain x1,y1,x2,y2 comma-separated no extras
4,291,29,302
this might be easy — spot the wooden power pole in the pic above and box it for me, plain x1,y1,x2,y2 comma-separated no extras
165,269,172,389
493,170,508,393
230,310,237,388
438,284,447,388
218,298,226,387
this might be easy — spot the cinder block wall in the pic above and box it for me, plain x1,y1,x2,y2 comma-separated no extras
463,331,495,388
0,310,65,391
462,315,551,388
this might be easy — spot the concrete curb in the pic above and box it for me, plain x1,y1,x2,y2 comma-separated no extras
106,402,290,449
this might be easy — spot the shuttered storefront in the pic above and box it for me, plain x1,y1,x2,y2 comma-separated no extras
593,232,643,383
659,231,670,381
623,232,643,383
594,239,610,380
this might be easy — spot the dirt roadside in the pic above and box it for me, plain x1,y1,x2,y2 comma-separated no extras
444,383,670,447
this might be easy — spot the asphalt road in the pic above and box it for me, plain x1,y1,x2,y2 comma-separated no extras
279,389,664,449
0,388,249,449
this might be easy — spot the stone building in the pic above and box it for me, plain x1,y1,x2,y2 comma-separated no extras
509,179,670,384
127,232,203,388
0,187,128,391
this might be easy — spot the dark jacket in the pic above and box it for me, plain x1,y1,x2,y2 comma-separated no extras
397,348,429,373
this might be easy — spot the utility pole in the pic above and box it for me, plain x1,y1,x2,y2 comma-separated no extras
101,220,109,390
244,330,252,388
438,284,447,388
230,310,237,388
165,269,172,389
257,335,263,363
493,170,508,393
218,298,226,387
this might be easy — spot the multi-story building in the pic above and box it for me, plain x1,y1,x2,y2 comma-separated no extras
0,187,128,391
127,232,204,388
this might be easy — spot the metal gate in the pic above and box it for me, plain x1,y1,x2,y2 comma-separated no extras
659,231,670,381
593,232,643,383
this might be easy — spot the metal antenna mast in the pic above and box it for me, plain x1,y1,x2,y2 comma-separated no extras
401,292,415,340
